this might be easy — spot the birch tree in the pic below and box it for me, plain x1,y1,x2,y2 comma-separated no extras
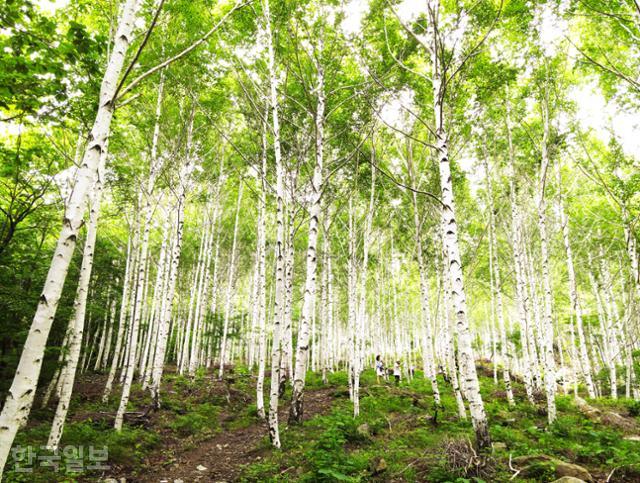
290,23,325,423
264,0,285,448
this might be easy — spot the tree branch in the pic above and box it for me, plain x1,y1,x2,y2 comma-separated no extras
116,1,249,101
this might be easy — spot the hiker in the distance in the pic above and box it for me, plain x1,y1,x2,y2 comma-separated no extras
393,360,401,386
375,355,386,384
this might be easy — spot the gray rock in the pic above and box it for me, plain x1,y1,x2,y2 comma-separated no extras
551,477,587,483
513,455,592,482
601,411,637,432
554,461,592,482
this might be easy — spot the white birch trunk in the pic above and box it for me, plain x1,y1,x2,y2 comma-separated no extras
188,216,212,374
538,93,557,423
114,104,169,428
190,191,220,374
432,69,489,447
141,215,171,388
589,269,618,399
326,225,335,374
100,297,116,371
265,0,285,448
179,267,198,373
290,46,325,422
279,211,295,395
256,121,269,418
441,249,466,419
205,228,222,368
218,182,243,379
347,198,357,403
41,322,72,408
353,164,376,417
94,299,109,372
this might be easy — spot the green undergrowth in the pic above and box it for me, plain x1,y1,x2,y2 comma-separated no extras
3,367,253,482
4,366,640,482
239,369,640,482
5,421,160,483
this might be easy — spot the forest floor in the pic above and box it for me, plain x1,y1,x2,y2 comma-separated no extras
4,363,640,482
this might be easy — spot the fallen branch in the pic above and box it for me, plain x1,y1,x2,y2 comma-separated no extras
508,453,521,481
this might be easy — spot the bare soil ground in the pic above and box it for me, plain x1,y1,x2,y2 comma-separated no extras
137,387,333,483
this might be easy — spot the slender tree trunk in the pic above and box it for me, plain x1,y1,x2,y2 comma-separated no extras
192,186,222,372
101,297,116,371
94,297,109,372
353,163,376,418
441,246,466,419
139,73,167,382
218,183,243,379
432,70,489,447
290,45,325,423
189,208,214,375
347,198,357,403
249,249,261,370
206,227,222,368
256,120,269,419
149,211,182,406
537,88,557,423
321,219,333,383
41,322,72,408
279,205,295,395
589,268,618,399
179,267,198,373
621,207,639,332
326,223,335,374
114,103,172,430
141,215,170,388
81,311,98,375
265,0,285,448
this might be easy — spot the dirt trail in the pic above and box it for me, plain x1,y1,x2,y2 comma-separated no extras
137,388,334,483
